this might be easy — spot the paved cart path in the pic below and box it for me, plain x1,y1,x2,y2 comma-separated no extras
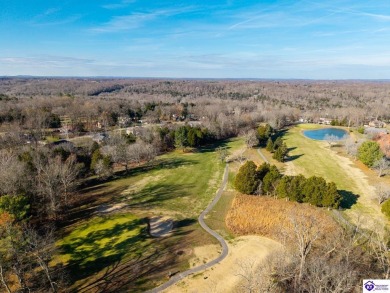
146,164,229,293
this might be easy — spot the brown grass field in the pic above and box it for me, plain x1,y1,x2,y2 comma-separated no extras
226,194,340,240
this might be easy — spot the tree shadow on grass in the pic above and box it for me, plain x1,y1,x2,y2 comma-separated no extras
60,217,149,284
61,157,196,228
69,217,199,293
285,154,304,162
271,129,289,140
110,157,197,182
195,138,244,154
339,190,359,209
175,218,197,228
126,182,194,210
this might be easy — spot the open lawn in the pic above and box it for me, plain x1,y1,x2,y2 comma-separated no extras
282,124,387,231
204,190,236,240
55,139,240,292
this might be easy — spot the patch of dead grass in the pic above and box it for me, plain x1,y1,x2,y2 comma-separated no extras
226,194,340,240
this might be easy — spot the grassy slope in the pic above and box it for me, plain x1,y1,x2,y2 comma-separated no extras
282,124,386,229
283,125,352,187
55,139,239,292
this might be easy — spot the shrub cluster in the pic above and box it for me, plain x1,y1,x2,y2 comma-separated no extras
358,141,384,167
267,137,288,162
256,124,273,145
235,161,342,208
381,199,390,219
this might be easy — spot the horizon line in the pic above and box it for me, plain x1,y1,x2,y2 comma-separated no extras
1,75,390,82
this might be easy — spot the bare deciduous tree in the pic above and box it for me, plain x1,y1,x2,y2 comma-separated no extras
369,230,390,279
35,153,80,218
375,183,390,204
324,134,339,148
216,146,229,162
24,226,59,293
282,211,323,289
373,157,390,177
244,129,259,149
0,150,26,195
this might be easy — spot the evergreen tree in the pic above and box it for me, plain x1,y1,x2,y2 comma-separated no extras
289,175,306,202
266,137,274,152
273,137,283,150
256,162,270,181
358,141,383,167
302,176,328,206
234,161,260,194
91,149,103,171
273,143,288,162
276,176,292,198
0,194,30,221
174,126,188,150
262,165,281,194
257,124,273,145
322,182,342,208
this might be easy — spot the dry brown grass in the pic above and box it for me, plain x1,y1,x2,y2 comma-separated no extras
226,194,340,240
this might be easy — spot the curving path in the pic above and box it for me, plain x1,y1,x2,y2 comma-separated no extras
146,164,229,293
257,148,269,163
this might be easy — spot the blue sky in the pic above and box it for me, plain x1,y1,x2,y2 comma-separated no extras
1,0,390,79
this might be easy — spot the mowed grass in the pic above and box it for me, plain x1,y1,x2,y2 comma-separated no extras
57,213,147,266
55,139,240,291
54,213,161,292
282,124,387,230
282,124,353,189
117,144,227,218
204,190,236,240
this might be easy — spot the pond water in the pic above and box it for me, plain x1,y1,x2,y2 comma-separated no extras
303,128,349,140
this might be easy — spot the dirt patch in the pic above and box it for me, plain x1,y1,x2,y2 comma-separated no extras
121,174,164,199
149,216,173,237
97,202,127,214
165,236,281,293
188,244,221,268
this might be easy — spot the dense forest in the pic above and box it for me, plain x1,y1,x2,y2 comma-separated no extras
0,78,389,136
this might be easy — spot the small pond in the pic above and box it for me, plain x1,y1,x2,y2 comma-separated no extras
303,128,349,140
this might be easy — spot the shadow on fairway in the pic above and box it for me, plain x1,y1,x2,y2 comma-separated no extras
285,154,304,162
339,189,359,209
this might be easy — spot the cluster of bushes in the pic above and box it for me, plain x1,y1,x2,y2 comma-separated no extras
256,124,273,145
234,161,342,208
358,140,384,167
382,199,390,219
256,124,288,162
330,118,348,126
158,125,212,151
266,136,288,162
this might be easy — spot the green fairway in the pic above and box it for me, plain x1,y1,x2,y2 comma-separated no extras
57,214,147,265
282,125,353,190
56,139,240,291
282,124,386,230
117,147,225,218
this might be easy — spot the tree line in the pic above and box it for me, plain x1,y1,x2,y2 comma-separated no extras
235,161,342,208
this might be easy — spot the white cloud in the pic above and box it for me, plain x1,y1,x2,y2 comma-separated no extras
102,0,137,10
89,7,197,33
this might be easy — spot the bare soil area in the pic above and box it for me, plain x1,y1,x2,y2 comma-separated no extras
149,216,173,237
165,236,281,293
